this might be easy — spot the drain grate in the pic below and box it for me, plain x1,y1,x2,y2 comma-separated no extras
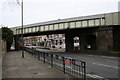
33,72,38,74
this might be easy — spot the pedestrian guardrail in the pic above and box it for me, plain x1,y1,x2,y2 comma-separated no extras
24,47,86,80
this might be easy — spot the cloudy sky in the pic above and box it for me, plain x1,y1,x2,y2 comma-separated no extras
0,0,119,28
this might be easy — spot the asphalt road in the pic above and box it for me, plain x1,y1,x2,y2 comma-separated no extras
36,49,119,80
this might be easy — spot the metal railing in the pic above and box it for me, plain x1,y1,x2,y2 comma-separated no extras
24,47,86,80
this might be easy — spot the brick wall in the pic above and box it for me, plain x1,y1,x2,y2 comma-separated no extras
2,40,7,59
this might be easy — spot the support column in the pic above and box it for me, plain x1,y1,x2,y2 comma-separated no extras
79,34,87,51
113,26,120,51
65,32,74,52
96,27,113,51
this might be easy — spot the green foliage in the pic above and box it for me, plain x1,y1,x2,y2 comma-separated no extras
2,27,13,51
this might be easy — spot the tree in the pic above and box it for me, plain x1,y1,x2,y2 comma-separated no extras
2,27,13,51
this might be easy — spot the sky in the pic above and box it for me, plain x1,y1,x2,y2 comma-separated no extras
0,0,120,28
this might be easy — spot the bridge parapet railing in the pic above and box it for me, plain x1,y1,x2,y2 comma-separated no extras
24,47,86,80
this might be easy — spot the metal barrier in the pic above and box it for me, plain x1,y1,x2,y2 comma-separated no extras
24,47,86,80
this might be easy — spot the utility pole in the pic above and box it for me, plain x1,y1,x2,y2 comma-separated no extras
21,0,24,58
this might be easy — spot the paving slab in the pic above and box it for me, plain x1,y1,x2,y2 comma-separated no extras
2,51,70,78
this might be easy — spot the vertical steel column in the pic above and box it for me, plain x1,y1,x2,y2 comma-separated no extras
43,52,45,63
84,62,86,80
62,57,65,74
21,0,24,58
51,54,53,67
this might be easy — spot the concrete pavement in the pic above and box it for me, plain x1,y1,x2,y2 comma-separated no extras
2,51,70,78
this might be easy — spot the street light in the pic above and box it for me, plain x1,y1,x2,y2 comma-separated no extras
21,0,24,58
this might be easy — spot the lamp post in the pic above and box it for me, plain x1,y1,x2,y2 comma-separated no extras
21,0,24,58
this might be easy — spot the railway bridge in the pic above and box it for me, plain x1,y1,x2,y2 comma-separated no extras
11,12,120,53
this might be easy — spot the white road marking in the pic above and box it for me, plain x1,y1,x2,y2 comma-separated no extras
86,74,109,80
88,55,118,59
72,69,109,80
106,60,118,63
100,56,118,59
93,63,118,69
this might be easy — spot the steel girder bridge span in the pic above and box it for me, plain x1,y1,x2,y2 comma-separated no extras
11,12,120,54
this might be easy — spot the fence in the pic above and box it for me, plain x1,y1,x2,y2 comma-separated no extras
24,47,86,80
